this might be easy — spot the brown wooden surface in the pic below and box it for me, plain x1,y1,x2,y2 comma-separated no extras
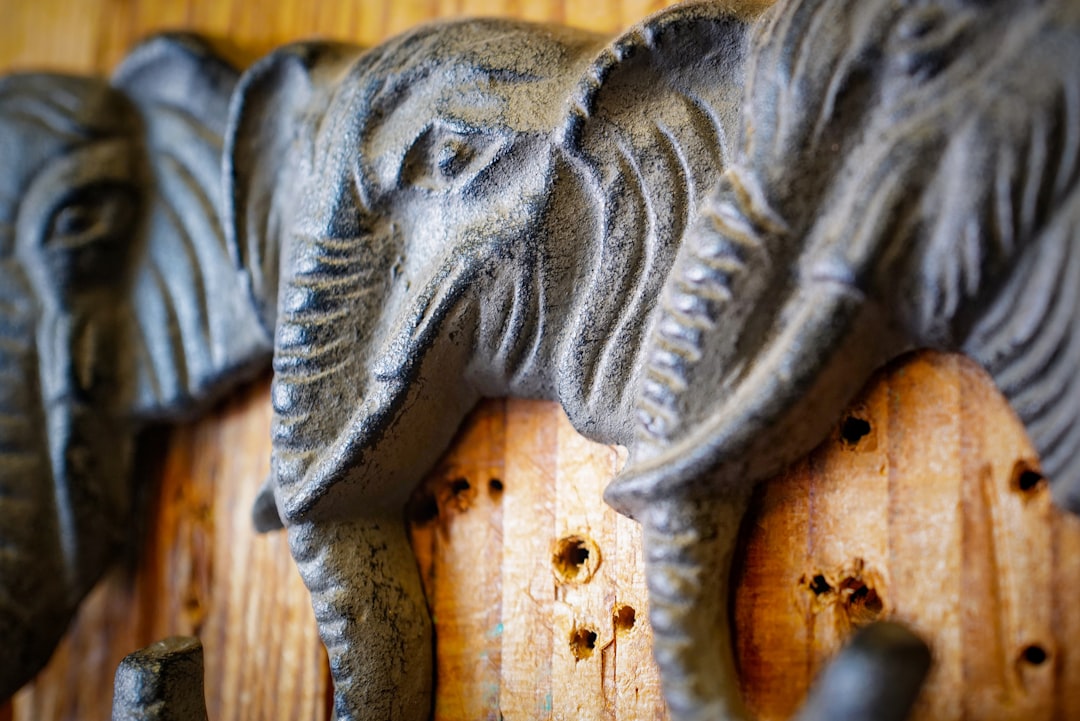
407,400,662,721
3,2,1080,720
735,352,1080,721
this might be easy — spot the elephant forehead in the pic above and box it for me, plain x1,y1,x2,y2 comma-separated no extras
313,19,601,189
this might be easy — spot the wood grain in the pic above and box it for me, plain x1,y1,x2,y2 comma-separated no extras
2,1,1080,720
408,400,666,721
734,352,1080,721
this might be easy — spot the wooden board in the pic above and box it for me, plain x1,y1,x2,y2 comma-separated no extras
2,1,1080,719
735,351,1080,721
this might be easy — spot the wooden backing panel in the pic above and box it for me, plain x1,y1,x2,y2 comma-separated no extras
408,399,508,721
499,398,559,719
735,352,1080,721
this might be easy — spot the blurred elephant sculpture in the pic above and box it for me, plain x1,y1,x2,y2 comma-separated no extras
0,35,270,699
222,0,1080,719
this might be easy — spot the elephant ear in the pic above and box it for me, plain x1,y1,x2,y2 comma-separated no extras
561,0,764,157
553,0,762,442
223,41,359,335
604,0,914,513
920,4,1080,514
111,34,272,419
610,0,1080,518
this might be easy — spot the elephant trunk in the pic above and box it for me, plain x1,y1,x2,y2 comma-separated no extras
0,474,71,700
793,622,931,721
288,516,432,721
640,489,933,721
0,303,74,698
0,301,132,700
639,487,753,721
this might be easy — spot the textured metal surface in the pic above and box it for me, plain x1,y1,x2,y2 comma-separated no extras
1,0,1078,718
0,35,270,700
220,0,1080,718
111,637,209,721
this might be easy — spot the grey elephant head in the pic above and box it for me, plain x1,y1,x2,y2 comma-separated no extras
228,5,760,528
229,21,601,525
0,35,269,700
606,0,1080,717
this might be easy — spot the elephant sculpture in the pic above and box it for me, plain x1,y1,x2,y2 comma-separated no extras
3,0,1079,718
217,0,1080,719
0,35,270,699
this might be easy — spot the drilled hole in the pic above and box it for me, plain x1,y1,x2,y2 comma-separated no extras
450,477,471,495
552,535,601,583
613,605,636,633
1012,461,1046,494
1022,644,1048,666
809,574,833,596
569,627,598,660
488,478,504,498
840,416,871,446
1018,472,1043,492
555,539,589,576
841,578,884,626
803,561,886,626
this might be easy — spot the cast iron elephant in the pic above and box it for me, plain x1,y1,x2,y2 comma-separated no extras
223,0,1080,718
227,6,756,718
0,35,270,699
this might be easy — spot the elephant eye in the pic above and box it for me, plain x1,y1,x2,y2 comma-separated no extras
437,138,476,180
401,124,505,192
53,203,98,236
45,185,136,251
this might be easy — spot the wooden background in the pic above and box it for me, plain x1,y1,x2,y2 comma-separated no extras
3,2,1080,720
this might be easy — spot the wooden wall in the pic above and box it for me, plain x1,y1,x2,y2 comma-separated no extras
2,2,1079,720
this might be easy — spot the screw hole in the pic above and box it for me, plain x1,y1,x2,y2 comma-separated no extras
450,477,471,495
802,562,885,627
613,605,636,633
569,627,598,660
552,535,601,583
1012,461,1045,494
488,478,504,498
556,539,589,574
1022,644,1048,665
840,416,871,446
809,574,833,596
841,578,884,626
